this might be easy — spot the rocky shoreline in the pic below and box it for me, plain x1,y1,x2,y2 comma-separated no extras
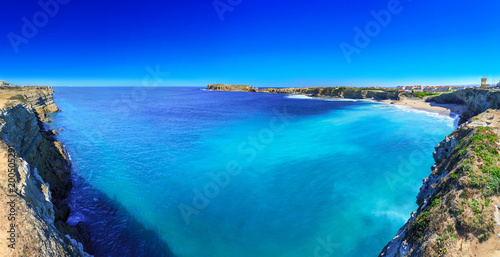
206,84,402,100
207,84,471,119
0,87,91,256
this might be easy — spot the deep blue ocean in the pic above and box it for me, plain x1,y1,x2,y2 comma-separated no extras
47,87,455,257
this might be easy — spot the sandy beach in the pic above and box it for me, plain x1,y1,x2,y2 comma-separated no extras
379,98,468,117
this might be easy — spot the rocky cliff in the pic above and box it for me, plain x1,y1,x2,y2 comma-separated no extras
22,86,60,123
427,88,500,114
379,109,500,256
0,87,91,256
206,84,402,100
428,88,500,124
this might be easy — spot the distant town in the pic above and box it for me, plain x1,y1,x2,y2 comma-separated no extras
0,80,38,88
322,78,500,93
388,78,500,93
0,80,53,90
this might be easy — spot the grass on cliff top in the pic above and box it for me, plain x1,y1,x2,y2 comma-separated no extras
413,92,441,98
408,126,499,255
6,94,27,104
456,127,498,240
0,86,23,90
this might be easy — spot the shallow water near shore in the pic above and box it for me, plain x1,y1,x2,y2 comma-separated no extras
48,87,455,257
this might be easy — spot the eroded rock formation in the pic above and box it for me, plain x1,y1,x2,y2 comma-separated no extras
0,87,91,256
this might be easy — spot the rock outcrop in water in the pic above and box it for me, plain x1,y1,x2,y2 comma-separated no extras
206,84,402,100
0,87,91,256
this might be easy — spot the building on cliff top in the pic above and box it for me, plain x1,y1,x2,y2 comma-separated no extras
481,78,490,88
0,81,13,87
397,85,423,93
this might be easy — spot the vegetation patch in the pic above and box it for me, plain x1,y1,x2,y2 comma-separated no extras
411,126,499,251
443,224,457,241
410,211,431,241
432,198,441,208
436,237,447,256
414,92,440,98
7,94,27,104
453,127,498,241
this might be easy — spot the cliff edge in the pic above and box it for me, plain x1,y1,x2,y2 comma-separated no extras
428,88,500,125
380,108,500,256
0,87,91,256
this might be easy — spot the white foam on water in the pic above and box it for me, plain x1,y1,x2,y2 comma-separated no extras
372,210,410,224
284,94,375,103
284,94,313,100
369,100,459,129
66,212,85,226
285,94,459,128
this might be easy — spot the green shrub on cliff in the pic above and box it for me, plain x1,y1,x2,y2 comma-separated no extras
431,198,441,208
411,211,431,240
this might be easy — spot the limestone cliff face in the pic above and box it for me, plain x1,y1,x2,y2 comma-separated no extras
379,110,500,257
429,88,500,116
21,86,59,122
0,102,71,200
0,87,91,256
206,84,402,100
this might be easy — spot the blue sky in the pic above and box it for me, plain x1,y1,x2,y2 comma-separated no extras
1,0,499,87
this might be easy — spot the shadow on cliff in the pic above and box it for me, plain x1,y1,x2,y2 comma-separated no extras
65,171,176,257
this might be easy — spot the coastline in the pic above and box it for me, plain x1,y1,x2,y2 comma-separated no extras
288,92,465,122
208,84,500,256
206,83,467,120
379,98,468,118
5,84,495,256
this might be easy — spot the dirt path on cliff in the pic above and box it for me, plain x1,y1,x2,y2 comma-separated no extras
0,141,13,256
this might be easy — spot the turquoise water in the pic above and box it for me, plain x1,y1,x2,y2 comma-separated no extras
47,87,455,257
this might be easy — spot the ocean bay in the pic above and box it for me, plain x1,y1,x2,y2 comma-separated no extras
49,87,455,257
